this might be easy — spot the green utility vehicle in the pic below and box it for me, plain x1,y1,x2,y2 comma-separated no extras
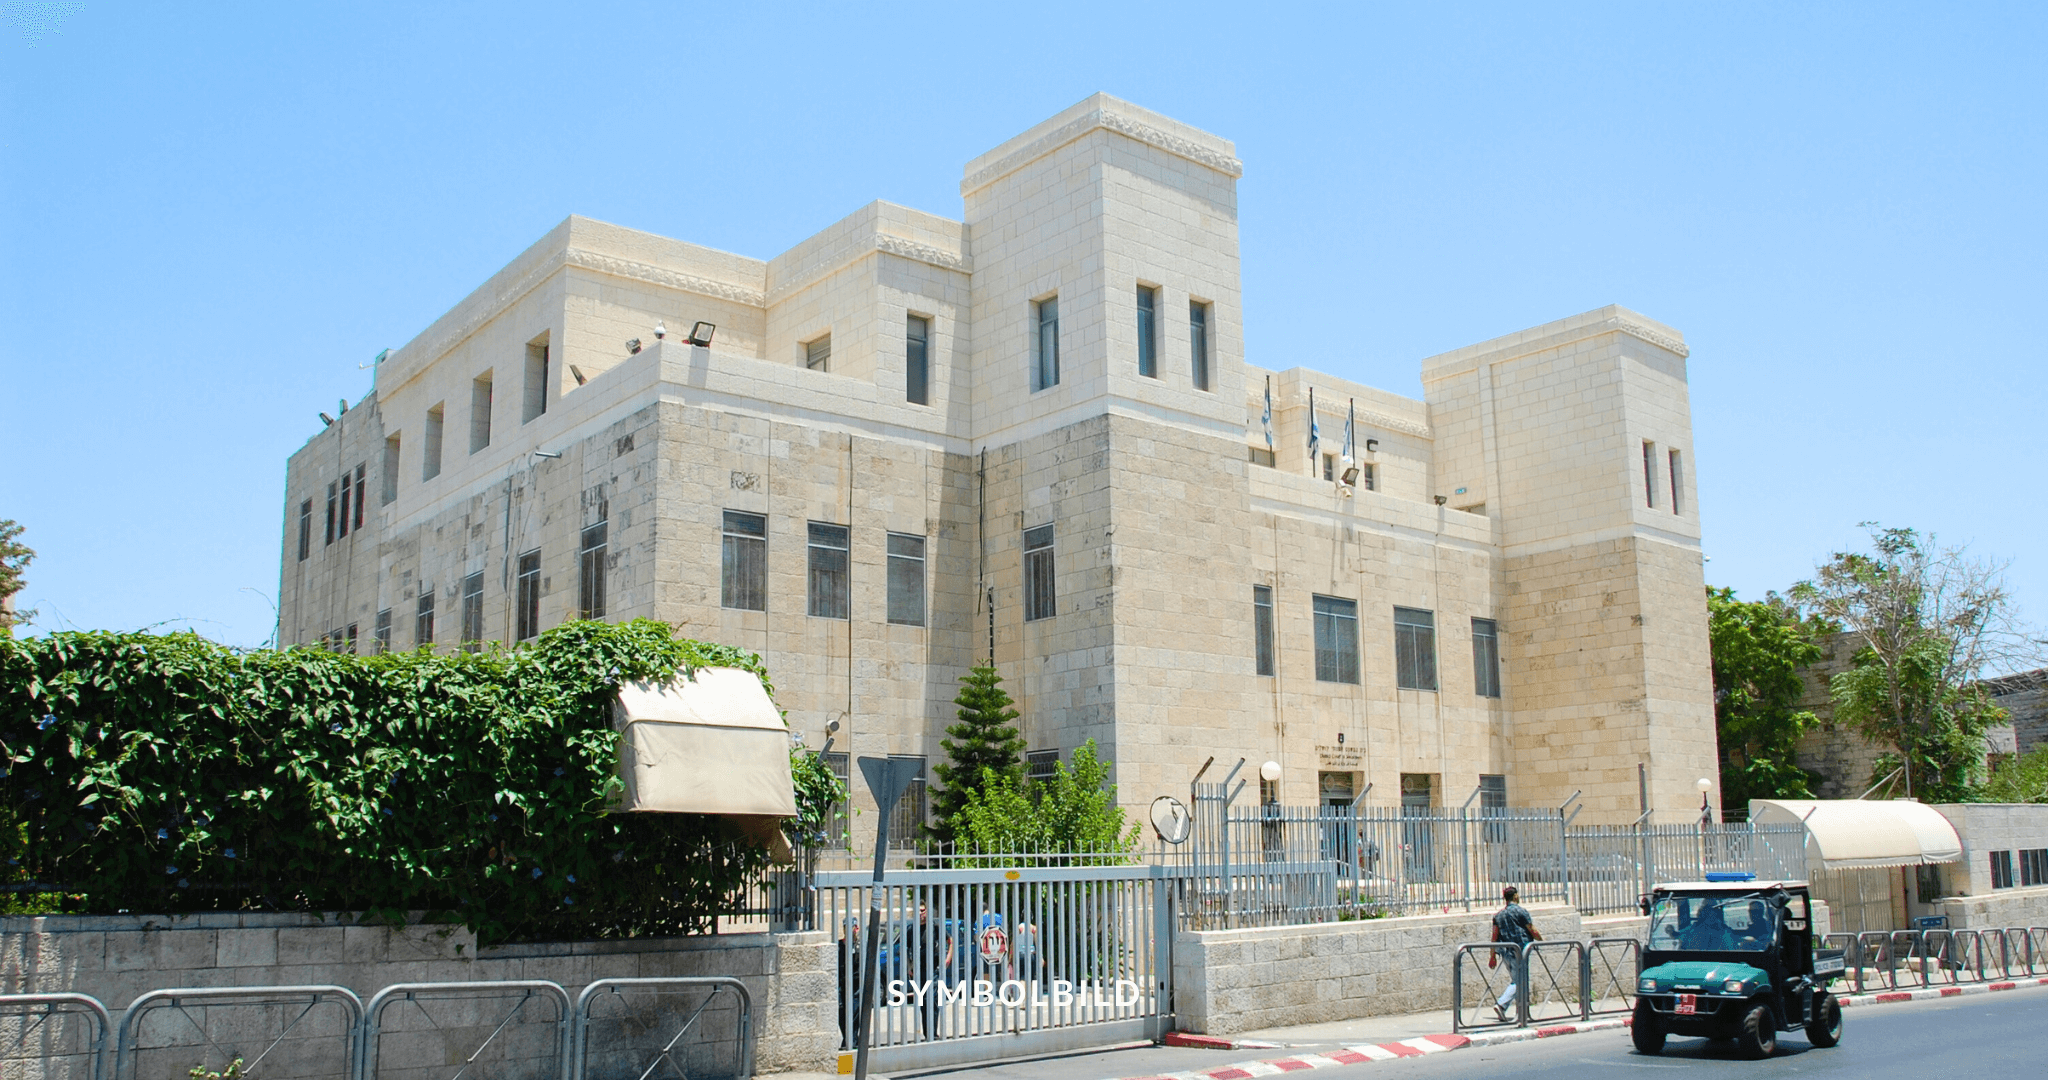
1632,875,1846,1058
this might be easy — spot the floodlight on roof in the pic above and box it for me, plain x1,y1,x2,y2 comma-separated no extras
687,321,716,347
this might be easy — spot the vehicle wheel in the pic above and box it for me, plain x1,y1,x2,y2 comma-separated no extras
1737,1003,1778,1059
1805,993,1842,1048
1631,999,1666,1055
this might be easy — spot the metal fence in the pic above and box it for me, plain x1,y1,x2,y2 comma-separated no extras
1449,937,1641,1033
0,994,109,1080
1823,926,2048,993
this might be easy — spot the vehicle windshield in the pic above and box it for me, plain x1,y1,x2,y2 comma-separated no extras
1649,894,1776,952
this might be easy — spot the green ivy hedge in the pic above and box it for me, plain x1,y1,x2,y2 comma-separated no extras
0,619,814,945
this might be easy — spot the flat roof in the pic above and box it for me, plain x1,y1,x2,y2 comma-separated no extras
1654,880,1809,892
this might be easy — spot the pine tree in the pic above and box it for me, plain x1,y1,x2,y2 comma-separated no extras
929,662,1026,843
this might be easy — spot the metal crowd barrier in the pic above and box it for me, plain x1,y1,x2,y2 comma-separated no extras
1523,941,1587,1024
1586,938,1642,1016
0,993,111,1080
1450,943,1524,1032
362,980,570,1080
570,977,752,1080
115,985,362,1080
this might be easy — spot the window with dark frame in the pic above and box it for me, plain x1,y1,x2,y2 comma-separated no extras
887,755,928,845
1249,447,1275,468
906,315,931,405
1023,524,1056,621
1642,440,1657,508
2021,848,2048,887
805,334,832,372
415,587,435,646
515,549,541,641
721,511,767,611
1027,749,1060,785
807,522,850,619
1136,285,1158,377
1394,606,1438,691
373,608,391,653
822,751,851,847
460,571,484,652
1189,299,1212,391
1479,775,1507,841
579,517,607,619
297,500,312,561
886,532,926,626
1357,463,1376,491
523,339,549,423
1991,849,2016,889
1323,454,1335,481
1669,448,1684,514
1253,584,1276,676
325,481,338,545
352,463,366,531
1472,617,1502,698
1312,595,1360,684
1033,297,1060,391
344,623,358,654
337,470,353,539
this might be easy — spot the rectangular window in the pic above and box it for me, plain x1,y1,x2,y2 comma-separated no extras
1312,595,1360,684
344,623,358,654
805,334,831,372
415,587,435,646
297,499,312,561
1189,300,1212,391
886,532,926,626
325,481,338,545
1027,749,1060,785
578,518,607,619
515,550,541,641
470,372,493,454
1023,523,1056,621
522,339,549,423
1395,607,1439,691
382,435,401,505
352,463,366,532
1480,775,1508,841
423,404,444,481
1990,849,2016,889
807,522,849,619
1357,463,1376,491
1642,440,1657,508
1136,285,1158,377
373,608,392,653
1259,777,1279,805
1032,296,1060,391
1323,453,1335,481
1472,617,1502,698
337,470,353,539
887,755,927,846
1669,449,1684,514
822,751,851,847
461,570,484,652
905,315,930,405
2021,849,2048,887
1253,584,1276,676
1249,447,1275,468
721,511,767,611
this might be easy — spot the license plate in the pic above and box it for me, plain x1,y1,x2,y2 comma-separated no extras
1676,994,1697,1015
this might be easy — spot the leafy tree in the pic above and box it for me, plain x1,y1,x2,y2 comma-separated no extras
0,520,33,637
789,747,849,848
1980,743,2048,804
1707,586,1827,807
928,662,1025,842
950,740,1140,864
1789,525,2035,800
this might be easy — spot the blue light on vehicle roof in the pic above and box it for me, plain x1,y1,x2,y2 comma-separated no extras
1705,871,1756,882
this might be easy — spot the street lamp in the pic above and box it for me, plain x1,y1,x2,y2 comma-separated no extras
1697,777,1714,824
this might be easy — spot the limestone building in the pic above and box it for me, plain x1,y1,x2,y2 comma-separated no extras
279,94,1719,845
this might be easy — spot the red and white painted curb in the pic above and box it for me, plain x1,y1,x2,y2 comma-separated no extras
1111,975,2048,1080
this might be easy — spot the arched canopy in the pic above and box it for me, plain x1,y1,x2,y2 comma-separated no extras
1750,799,1962,869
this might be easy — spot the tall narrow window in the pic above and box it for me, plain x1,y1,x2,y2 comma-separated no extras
1480,775,1508,841
887,755,927,846
1136,285,1158,377
344,623,358,654
1023,524,1056,621
1642,440,1657,508
415,588,435,646
423,404,444,481
805,334,831,372
1991,850,2016,889
807,522,849,619
1323,454,1335,481
515,550,541,641
522,339,549,423
1472,617,1501,698
887,532,926,626
1394,607,1438,691
352,463,366,531
460,571,484,652
1032,297,1060,391
1668,449,1684,514
373,608,392,653
337,470,353,539
1312,595,1359,684
325,481,338,545
822,751,852,847
1189,300,1212,391
578,518,607,619
297,500,312,561
470,372,494,454
905,315,930,405
1253,585,1276,676
382,435,401,505
721,511,767,611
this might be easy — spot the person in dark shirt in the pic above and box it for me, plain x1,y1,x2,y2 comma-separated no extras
1490,886,1543,1021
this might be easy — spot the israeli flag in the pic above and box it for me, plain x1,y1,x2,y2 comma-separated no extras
1307,387,1321,465
1262,376,1275,452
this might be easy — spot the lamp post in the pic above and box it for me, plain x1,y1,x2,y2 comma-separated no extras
1697,778,1714,824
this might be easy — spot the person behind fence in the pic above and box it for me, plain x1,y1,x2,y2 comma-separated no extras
1489,885,1543,1021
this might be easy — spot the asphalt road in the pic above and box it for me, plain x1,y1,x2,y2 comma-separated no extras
1338,992,2045,1079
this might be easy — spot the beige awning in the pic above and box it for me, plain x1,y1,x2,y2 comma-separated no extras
1750,798,1963,869
611,667,797,860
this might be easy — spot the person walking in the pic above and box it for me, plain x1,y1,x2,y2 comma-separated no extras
1490,885,1542,1021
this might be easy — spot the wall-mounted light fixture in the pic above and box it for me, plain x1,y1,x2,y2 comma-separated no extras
626,338,642,355
319,412,334,427
687,321,717,347
570,365,588,385
1341,462,1362,486
1336,732,1345,745
1433,495,1448,505
1365,438,1378,453
532,450,563,461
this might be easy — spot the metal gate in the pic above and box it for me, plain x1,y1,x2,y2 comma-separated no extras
814,862,1176,1072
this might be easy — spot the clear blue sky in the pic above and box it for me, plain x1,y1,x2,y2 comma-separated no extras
3,2,2043,648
